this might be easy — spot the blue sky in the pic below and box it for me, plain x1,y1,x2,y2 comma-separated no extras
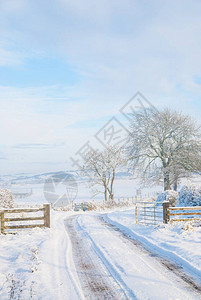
0,57,80,87
0,0,201,174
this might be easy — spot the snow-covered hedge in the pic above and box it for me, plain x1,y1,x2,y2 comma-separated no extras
0,189,14,209
87,200,134,210
155,190,179,207
178,184,201,207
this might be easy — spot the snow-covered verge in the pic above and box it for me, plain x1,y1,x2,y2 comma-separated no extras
52,200,138,212
0,228,48,299
0,210,83,300
104,209,201,285
83,200,136,211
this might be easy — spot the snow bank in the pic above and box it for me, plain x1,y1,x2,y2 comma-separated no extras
0,210,83,300
0,227,50,299
105,210,201,285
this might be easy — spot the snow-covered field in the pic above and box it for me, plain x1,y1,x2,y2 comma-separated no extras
1,208,201,299
3,173,200,206
9,178,162,206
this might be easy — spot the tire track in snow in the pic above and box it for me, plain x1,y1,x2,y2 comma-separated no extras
75,216,137,300
65,215,133,299
101,215,201,298
39,212,84,300
75,214,201,300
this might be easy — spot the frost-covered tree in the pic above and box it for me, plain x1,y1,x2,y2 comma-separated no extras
128,108,201,191
83,146,126,201
155,190,179,207
178,184,201,206
0,189,14,208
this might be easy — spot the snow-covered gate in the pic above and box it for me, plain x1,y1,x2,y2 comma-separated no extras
0,204,50,234
135,202,163,225
73,203,87,211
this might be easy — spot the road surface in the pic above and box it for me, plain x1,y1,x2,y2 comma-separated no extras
64,213,201,300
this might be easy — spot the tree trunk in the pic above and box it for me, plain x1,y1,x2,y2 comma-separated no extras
163,168,171,191
173,180,178,191
109,170,115,201
104,188,108,201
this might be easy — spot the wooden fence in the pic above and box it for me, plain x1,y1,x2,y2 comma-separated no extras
0,204,50,234
166,205,201,223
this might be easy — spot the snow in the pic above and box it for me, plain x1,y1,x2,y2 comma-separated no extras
4,178,162,206
0,210,84,300
1,208,201,299
155,190,179,207
0,227,49,299
74,213,200,299
1,175,201,299
105,209,201,286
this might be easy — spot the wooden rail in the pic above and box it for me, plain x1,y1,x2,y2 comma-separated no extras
0,204,50,234
163,203,201,223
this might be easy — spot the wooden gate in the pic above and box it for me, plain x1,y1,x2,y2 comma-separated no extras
0,204,50,234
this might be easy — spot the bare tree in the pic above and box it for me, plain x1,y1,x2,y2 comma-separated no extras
127,108,201,191
83,146,126,201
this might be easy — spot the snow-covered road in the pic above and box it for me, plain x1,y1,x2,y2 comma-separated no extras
65,213,201,300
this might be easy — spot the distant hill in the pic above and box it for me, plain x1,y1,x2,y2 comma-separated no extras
0,169,134,185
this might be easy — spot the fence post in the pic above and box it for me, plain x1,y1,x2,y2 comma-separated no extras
144,204,146,224
81,203,83,211
154,204,156,225
44,204,50,228
1,212,5,234
163,202,170,224
135,204,138,224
